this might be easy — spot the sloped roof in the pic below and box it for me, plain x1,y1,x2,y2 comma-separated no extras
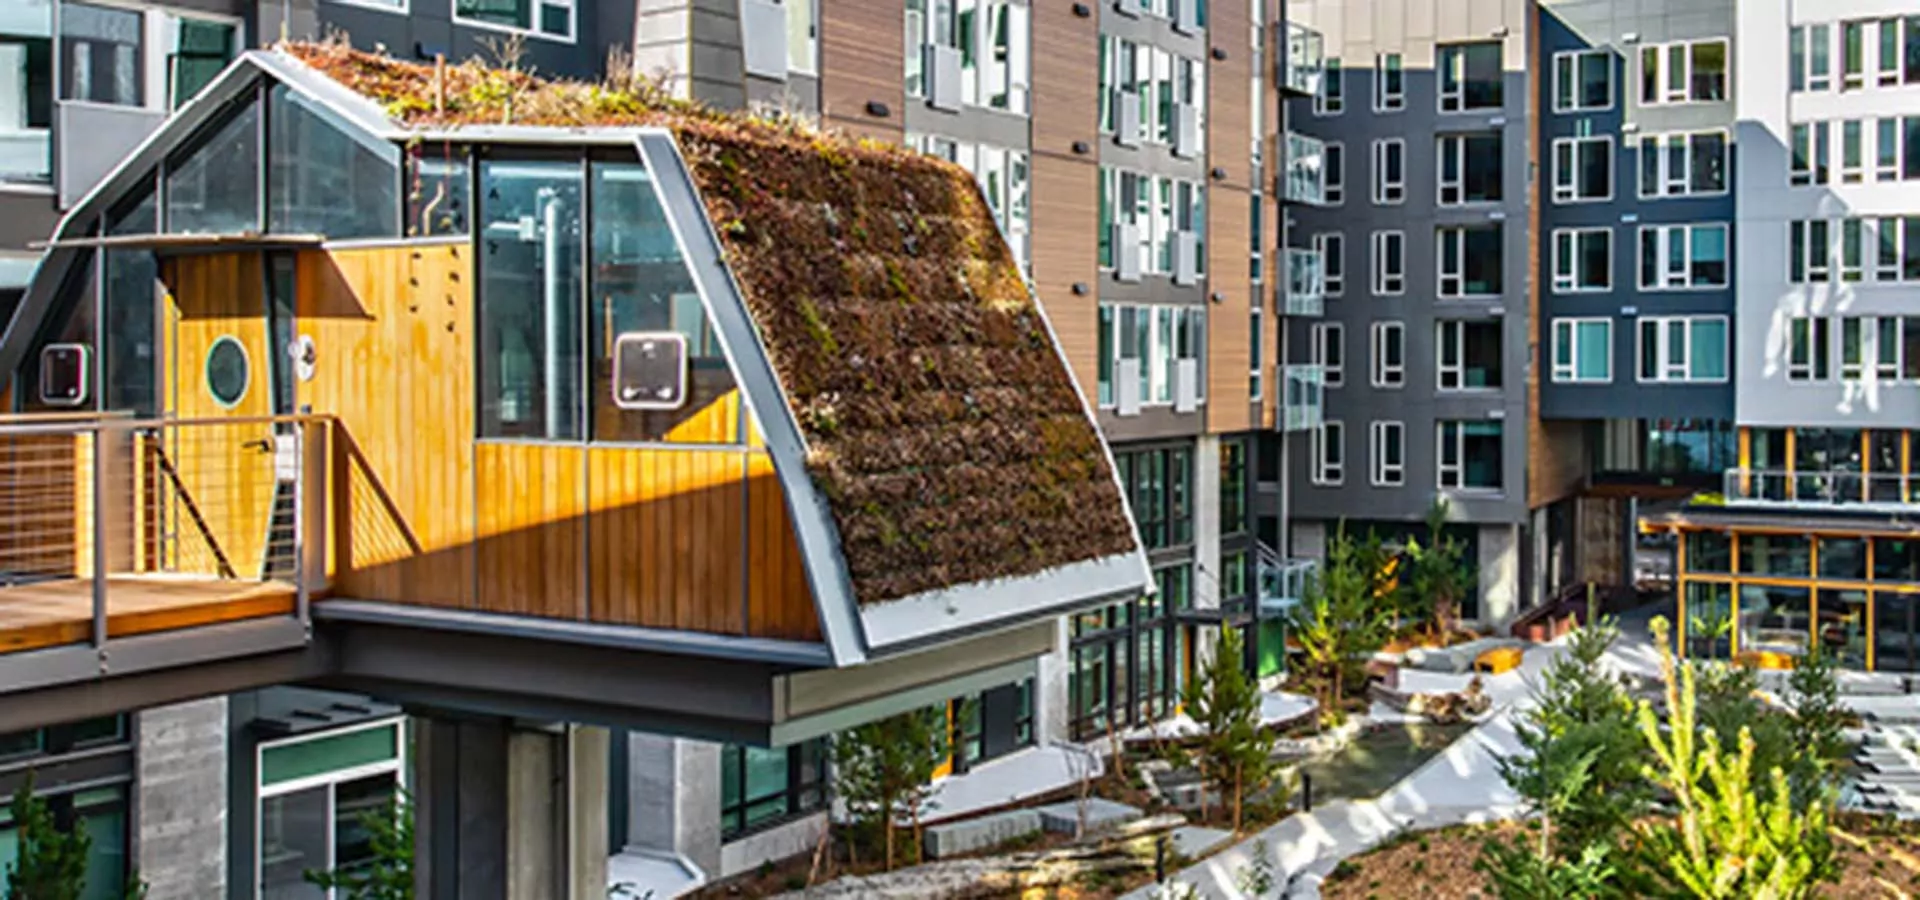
283,45,1143,613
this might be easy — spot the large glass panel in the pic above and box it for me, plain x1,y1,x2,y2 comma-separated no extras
171,18,234,108
19,247,97,412
1738,584,1810,659
261,724,399,787
332,772,399,881
1816,588,1869,669
259,786,328,900
0,0,53,182
1819,536,1868,580
407,144,470,237
60,2,141,107
1684,531,1730,573
1684,581,1732,659
268,84,398,239
102,181,157,415
587,161,735,443
1875,593,1918,672
477,159,584,439
1875,538,1920,582
165,95,258,234
1737,533,1810,577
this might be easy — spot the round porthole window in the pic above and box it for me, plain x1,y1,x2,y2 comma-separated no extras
205,336,250,409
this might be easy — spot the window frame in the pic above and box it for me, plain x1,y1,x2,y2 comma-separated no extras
1314,56,1343,115
1369,320,1405,389
1551,135,1613,204
1437,41,1503,113
1637,222,1730,291
1437,420,1504,491
717,739,828,841
1370,229,1405,295
1635,315,1730,384
1437,224,1504,298
1787,315,1833,382
1637,130,1730,198
1790,23,1833,93
1369,420,1405,487
1552,227,1611,293
1790,120,1831,186
1313,321,1344,387
1639,37,1730,105
1373,51,1404,112
1552,48,1613,113
1436,132,1502,207
1315,231,1344,296
1092,302,1207,408
1436,318,1502,391
451,0,577,43
1371,138,1405,205
1323,141,1345,204
1312,419,1345,486
255,717,409,898
1789,218,1834,284
1550,317,1613,383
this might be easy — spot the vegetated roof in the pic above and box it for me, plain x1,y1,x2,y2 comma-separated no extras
281,42,1139,608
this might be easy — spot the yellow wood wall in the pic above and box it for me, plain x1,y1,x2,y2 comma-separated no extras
266,244,820,641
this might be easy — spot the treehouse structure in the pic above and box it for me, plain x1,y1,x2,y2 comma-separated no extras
0,45,1149,744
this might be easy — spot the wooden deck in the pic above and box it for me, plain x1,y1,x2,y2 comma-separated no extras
0,576,296,654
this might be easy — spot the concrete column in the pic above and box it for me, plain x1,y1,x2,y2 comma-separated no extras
567,727,610,900
1478,523,1522,629
1037,624,1072,747
415,718,508,900
623,734,723,879
136,698,228,900
1194,436,1222,612
507,729,564,900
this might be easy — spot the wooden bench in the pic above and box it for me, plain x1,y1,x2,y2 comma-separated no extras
1473,646,1523,676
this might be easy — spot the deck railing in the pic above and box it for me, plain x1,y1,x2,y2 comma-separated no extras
0,413,327,657
1721,468,1920,510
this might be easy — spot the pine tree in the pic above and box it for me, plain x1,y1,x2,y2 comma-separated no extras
1784,643,1850,808
5,775,90,900
1402,498,1475,641
1289,523,1390,726
832,706,954,870
303,789,414,900
1178,628,1277,831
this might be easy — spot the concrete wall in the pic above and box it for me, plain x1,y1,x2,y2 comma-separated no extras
1477,521,1521,625
1285,0,1533,529
1535,0,1737,421
135,698,228,900
623,733,724,878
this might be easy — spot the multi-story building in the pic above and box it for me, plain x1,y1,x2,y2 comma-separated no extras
1281,0,1539,625
1644,0,1920,675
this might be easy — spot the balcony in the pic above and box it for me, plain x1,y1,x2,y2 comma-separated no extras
1257,546,1317,618
0,414,322,691
1722,469,1920,511
1280,23,1326,97
1282,132,1327,206
1284,247,1324,317
1281,364,1325,432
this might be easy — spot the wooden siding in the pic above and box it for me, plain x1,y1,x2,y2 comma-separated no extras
1029,0,1102,403
1031,1,1099,160
1207,184,1254,433
585,447,744,634
476,442,587,617
1207,0,1253,195
819,0,906,142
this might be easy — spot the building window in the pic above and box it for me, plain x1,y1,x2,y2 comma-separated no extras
1635,316,1728,383
1069,568,1191,739
1790,121,1831,186
1843,21,1866,90
1313,322,1343,387
0,782,129,899
1897,17,1919,85
1373,52,1403,111
1315,232,1344,296
1249,306,1262,400
1369,420,1404,486
1437,224,1503,298
1323,142,1345,204
1639,38,1729,105
1839,316,1920,380
1315,56,1342,114
1789,219,1833,283
1369,320,1404,388
1094,304,1205,408
1553,49,1612,112
1637,223,1728,290
453,0,574,41
1791,23,1833,92
1116,445,1193,549
1438,41,1502,112
1552,227,1611,293
1438,421,1503,490
0,3,53,184
952,680,1034,771
258,719,407,900
1841,120,1865,183
1552,136,1612,203
1220,439,1246,536
907,0,1031,113
1436,133,1502,206
1436,319,1502,390
1371,138,1405,204
1638,131,1728,197
915,139,1031,268
1096,167,1205,276
1312,420,1344,485
59,2,142,106
1876,118,1902,182
719,740,826,839
1876,216,1920,281
1787,316,1832,382
1842,218,1867,281
1371,230,1404,295
170,17,237,109
1550,318,1611,383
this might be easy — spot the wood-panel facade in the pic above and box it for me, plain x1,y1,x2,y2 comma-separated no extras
1029,0,1102,402
819,0,906,142
1207,183,1254,433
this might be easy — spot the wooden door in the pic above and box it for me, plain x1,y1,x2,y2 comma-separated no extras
159,253,278,580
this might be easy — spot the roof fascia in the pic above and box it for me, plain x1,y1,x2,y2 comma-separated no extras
857,551,1151,657
633,130,869,668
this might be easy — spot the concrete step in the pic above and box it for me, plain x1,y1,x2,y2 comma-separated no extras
1036,797,1143,836
922,809,1042,859
1167,825,1236,860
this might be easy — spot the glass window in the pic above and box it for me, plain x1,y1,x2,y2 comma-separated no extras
170,17,235,109
406,144,470,237
1738,584,1810,659
258,722,404,900
1437,224,1503,297
454,0,575,40
1550,318,1610,383
1552,136,1611,202
165,94,259,234
102,184,157,416
59,2,141,107
0,1,53,183
1684,581,1732,660
1873,538,1920,582
268,84,399,239
1436,133,1501,206
1552,228,1610,292
1219,440,1246,537
1819,536,1868,580
1875,593,1918,672
1737,533,1810,577
1554,49,1611,112
720,740,825,839
1684,531,1731,573
587,161,736,443
1168,447,1192,545
1438,42,1502,111
1438,420,1503,490
477,159,585,439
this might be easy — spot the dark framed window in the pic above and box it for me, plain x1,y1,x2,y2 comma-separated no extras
406,144,471,237
1116,445,1194,550
164,91,260,235
1219,439,1246,537
0,716,132,900
719,739,825,841
476,157,585,439
267,83,400,239
59,2,142,107
952,679,1033,772
1069,566,1191,740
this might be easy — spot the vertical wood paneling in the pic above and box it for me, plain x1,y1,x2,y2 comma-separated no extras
476,442,586,617
746,452,821,641
819,0,907,142
1031,0,1099,159
1208,0,1253,194
1029,0,1102,402
298,245,476,608
587,448,752,634
1208,185,1255,433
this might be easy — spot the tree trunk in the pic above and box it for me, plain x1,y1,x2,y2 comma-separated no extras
1232,761,1244,834
882,788,897,871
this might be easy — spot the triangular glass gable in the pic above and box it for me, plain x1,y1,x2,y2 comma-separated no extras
267,82,399,239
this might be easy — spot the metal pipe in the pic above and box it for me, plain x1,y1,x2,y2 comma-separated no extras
91,427,108,654
540,188,565,438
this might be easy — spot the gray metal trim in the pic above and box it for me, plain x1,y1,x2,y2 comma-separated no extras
316,598,834,667
100,615,310,674
633,131,869,668
766,656,1037,747
858,552,1151,656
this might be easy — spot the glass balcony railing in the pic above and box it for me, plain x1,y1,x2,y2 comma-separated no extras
1284,247,1324,316
1257,547,1317,617
1281,363,1324,432
1722,468,1920,509
1282,132,1326,206
1281,22,1325,97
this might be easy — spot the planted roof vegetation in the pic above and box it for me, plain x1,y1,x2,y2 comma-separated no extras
282,42,1138,607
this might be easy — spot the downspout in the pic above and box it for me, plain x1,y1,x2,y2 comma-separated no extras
540,187,564,437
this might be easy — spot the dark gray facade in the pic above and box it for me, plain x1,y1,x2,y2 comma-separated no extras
1536,0,1737,423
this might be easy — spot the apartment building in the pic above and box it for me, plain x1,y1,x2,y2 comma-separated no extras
1641,1,1920,675
1281,0,1539,625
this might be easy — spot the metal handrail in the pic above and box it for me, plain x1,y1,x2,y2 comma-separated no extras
1721,467,1920,506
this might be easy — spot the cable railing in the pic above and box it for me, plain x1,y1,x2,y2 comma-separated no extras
0,413,327,655
1721,468,1920,509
